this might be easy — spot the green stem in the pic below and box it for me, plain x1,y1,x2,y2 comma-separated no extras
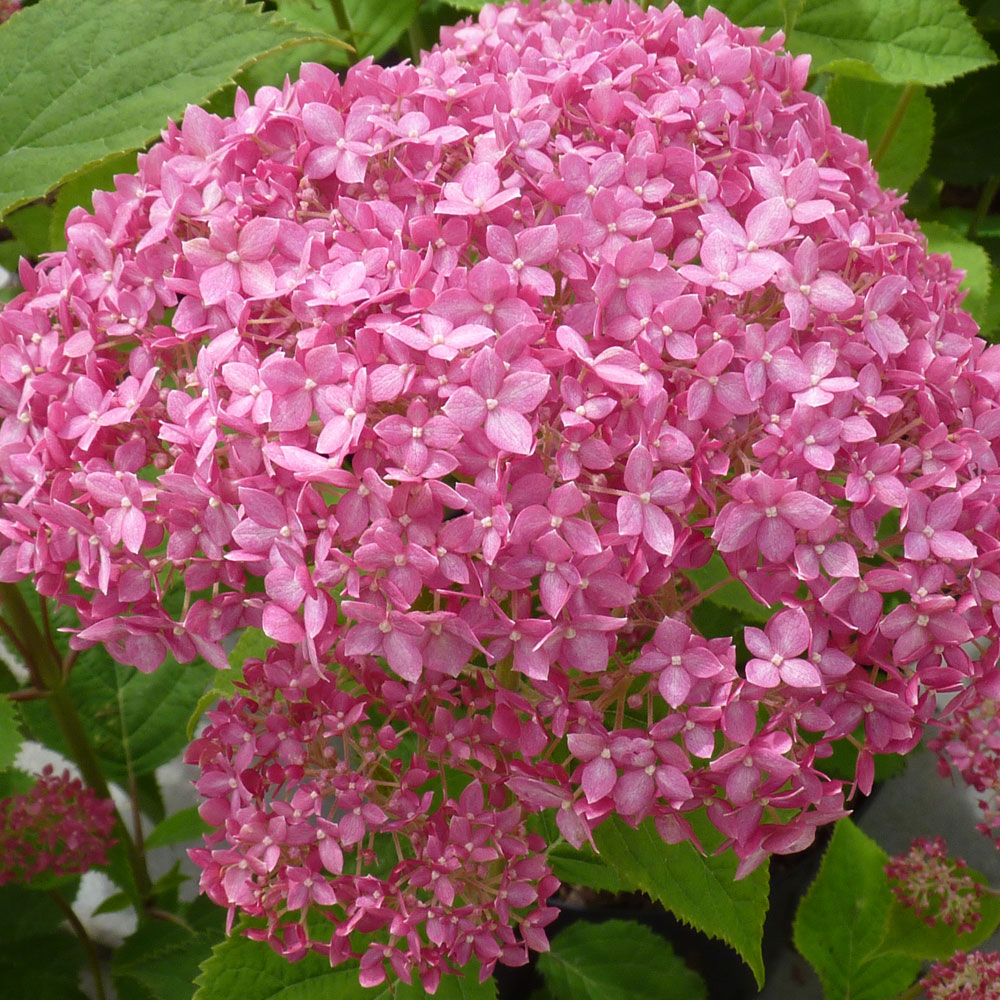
968,175,1000,240
48,889,108,1000
327,0,358,55
0,584,152,901
872,83,917,171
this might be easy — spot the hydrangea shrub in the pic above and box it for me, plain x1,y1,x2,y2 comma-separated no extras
2,0,1000,992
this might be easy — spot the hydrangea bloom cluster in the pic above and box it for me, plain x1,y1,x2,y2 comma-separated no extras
885,836,984,934
0,766,116,886
922,951,1000,1000
0,0,998,987
931,677,1000,847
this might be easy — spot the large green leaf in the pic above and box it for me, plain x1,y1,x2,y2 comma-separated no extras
929,64,1000,185
144,806,211,851
194,934,369,1000
793,820,921,1000
276,0,421,67
0,884,88,999
0,0,336,217
532,812,635,893
592,813,769,987
538,919,707,1000
921,220,993,328
722,0,995,86
114,918,224,1000
20,645,213,785
195,932,493,1000
825,77,933,192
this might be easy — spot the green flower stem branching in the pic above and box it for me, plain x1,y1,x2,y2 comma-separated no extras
48,888,109,1000
0,583,153,903
872,83,917,172
327,0,358,54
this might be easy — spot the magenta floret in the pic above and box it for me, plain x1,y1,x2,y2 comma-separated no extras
1,0,998,988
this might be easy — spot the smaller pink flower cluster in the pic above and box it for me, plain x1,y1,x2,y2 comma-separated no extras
0,765,116,887
187,658,559,989
885,836,984,935
922,951,1000,1000
930,676,1000,848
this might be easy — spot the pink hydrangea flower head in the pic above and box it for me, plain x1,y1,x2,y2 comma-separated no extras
1,0,997,989
0,766,116,886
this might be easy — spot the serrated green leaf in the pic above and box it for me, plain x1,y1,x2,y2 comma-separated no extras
532,811,634,892
548,843,633,893
685,553,774,624
825,77,933,192
538,919,707,1000
275,0,421,67
793,819,921,1000
723,0,996,86
195,933,388,1000
0,884,88,998
0,0,334,217
929,64,1000,185
4,203,54,258
921,220,992,326
0,692,22,770
114,917,224,1000
20,644,213,784
592,813,769,987
145,805,211,851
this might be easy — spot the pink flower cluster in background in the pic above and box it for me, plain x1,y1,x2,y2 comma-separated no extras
0,766,116,886
1,0,998,988
885,836,984,935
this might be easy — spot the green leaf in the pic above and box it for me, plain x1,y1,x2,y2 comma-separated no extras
825,77,933,192
723,0,996,86
187,626,275,738
921,220,992,327
196,932,493,1000
929,65,1000,185
685,553,774,624
548,843,633,893
0,0,334,218
20,644,213,784
145,805,211,851
592,813,769,987
275,0,421,67
537,919,707,1000
0,884,88,999
0,693,23,770
114,916,224,1000
532,812,634,892
4,203,54,258
195,933,380,1000
793,820,921,1000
